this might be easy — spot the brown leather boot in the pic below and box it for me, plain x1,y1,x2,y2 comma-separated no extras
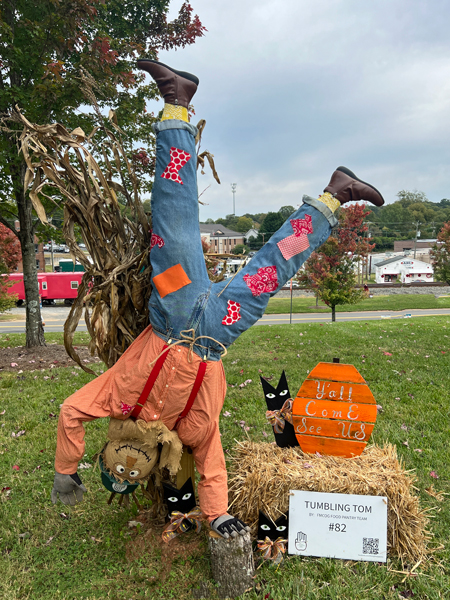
324,166,384,206
136,59,198,108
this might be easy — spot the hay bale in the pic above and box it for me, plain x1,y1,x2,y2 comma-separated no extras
228,441,431,564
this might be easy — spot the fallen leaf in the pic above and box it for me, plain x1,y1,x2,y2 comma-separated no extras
262,431,268,437
223,411,231,417
403,441,409,447
429,471,439,479
383,352,392,356
10,363,18,367
376,405,383,413
12,465,20,471
401,424,408,431
413,449,423,453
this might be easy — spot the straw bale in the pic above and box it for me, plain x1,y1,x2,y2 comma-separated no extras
228,441,431,564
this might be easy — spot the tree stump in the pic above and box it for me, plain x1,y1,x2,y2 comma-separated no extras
208,530,254,599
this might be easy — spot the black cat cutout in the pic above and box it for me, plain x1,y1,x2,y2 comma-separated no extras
257,510,289,541
162,477,196,515
261,371,299,448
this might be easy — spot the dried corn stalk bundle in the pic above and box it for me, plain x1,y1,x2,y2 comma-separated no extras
14,99,220,372
228,441,433,565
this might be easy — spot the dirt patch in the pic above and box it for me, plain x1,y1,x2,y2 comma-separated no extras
0,344,101,372
126,512,205,579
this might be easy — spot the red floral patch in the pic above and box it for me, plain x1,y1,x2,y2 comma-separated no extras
243,266,278,297
150,233,165,250
222,300,242,326
291,214,313,236
161,147,191,185
120,402,133,416
277,214,313,261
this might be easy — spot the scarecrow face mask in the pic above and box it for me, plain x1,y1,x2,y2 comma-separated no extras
103,440,158,481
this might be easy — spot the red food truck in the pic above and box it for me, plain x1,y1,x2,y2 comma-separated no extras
6,272,84,306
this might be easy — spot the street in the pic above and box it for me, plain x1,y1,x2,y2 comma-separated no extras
1,305,450,334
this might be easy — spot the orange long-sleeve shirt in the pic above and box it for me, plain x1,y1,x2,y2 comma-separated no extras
55,325,228,521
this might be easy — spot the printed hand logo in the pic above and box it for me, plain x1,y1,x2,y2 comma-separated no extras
295,531,307,551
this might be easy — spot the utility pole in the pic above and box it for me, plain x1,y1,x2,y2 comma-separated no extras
231,183,237,216
413,222,420,259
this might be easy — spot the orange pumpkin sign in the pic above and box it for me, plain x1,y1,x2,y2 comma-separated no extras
292,362,377,457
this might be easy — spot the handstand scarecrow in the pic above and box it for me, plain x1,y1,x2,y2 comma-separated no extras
51,59,385,539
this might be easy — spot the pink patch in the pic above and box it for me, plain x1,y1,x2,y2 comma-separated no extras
243,266,278,297
161,147,191,185
277,233,310,261
277,214,313,261
222,300,242,326
150,233,165,250
120,402,133,416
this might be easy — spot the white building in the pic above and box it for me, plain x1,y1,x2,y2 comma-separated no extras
375,255,434,284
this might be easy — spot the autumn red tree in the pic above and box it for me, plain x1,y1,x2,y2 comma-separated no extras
298,204,375,322
0,223,21,311
0,0,205,346
430,222,450,284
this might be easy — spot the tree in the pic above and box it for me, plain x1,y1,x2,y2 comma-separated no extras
231,244,249,256
430,222,450,284
298,205,375,322
278,205,295,221
0,0,205,347
0,222,21,311
234,216,253,233
259,212,285,240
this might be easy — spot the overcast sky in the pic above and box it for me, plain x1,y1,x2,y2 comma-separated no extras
146,0,450,221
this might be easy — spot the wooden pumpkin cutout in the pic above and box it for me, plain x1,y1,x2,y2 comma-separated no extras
292,362,377,457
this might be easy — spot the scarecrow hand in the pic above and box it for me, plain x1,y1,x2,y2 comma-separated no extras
51,472,87,506
210,514,250,539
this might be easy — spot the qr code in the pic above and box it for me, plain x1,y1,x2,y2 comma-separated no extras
363,537,379,555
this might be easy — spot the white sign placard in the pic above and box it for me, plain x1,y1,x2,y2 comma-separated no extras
288,490,388,562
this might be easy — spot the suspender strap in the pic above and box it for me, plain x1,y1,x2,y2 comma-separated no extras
131,344,169,418
176,360,207,425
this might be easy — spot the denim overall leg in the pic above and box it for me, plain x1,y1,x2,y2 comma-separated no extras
197,199,338,355
149,120,210,342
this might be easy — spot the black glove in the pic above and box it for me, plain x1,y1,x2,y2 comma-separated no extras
210,514,250,539
51,472,87,506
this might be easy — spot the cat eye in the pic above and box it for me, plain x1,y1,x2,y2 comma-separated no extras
265,393,275,399
182,493,192,500
168,496,178,502
115,465,125,474
129,470,140,478
276,525,287,531
261,524,271,530
279,390,289,396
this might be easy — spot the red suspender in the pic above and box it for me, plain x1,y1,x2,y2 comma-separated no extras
130,344,207,423
175,360,207,425
131,344,169,418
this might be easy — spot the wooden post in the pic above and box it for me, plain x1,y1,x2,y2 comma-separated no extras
208,530,254,599
177,445,195,488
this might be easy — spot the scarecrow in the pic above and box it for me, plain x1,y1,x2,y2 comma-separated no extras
51,59,384,539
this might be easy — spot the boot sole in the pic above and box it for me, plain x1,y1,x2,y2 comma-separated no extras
137,59,199,86
336,166,384,205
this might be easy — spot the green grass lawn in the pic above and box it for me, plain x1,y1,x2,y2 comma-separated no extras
0,320,449,600
266,293,450,314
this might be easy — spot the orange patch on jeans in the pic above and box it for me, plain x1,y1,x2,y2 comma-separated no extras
153,264,192,298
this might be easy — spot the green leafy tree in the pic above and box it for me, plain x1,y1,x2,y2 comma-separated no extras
278,205,295,221
259,212,284,240
231,243,249,256
0,0,205,346
234,216,253,233
430,222,450,284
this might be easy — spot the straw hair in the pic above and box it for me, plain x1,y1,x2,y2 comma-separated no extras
228,441,432,564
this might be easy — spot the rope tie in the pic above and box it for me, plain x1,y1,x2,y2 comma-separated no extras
149,328,228,367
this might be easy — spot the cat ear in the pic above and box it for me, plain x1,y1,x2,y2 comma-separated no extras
276,370,290,397
179,476,195,496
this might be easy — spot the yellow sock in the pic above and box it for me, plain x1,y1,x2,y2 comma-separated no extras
317,191,340,213
161,103,189,123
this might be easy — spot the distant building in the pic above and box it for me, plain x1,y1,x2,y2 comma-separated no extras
199,224,245,253
393,239,439,253
375,255,433,284
244,228,259,241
